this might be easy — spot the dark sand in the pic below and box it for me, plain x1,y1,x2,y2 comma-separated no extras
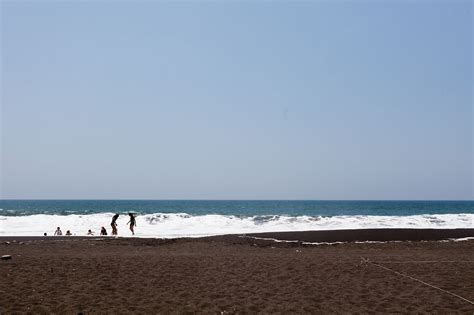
1,229,473,314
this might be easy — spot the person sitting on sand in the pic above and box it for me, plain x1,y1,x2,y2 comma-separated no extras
127,213,136,235
111,213,119,235
54,227,62,236
100,227,107,236
87,229,94,236
65,230,72,236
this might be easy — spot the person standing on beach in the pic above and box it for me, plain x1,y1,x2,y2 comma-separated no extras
54,227,62,236
127,213,136,235
111,213,119,235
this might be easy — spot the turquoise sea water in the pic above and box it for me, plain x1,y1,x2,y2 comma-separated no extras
1,200,473,237
1,200,473,217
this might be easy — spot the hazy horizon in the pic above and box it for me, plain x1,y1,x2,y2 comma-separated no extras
1,198,473,201
1,1,473,200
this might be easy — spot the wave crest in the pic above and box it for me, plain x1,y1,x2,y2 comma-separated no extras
0,213,472,238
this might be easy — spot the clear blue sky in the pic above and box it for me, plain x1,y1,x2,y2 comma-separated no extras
1,1,472,200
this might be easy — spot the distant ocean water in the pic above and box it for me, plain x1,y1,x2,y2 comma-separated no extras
0,200,473,238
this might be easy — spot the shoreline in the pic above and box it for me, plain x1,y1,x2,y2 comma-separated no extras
244,228,474,243
1,228,474,243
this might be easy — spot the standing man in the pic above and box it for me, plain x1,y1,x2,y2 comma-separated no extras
111,213,119,235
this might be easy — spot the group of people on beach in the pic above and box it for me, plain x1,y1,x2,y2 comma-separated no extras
110,213,136,235
48,213,137,237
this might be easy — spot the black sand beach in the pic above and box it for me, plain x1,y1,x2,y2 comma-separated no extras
1,229,473,313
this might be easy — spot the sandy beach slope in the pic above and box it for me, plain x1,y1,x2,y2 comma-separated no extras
1,229,473,313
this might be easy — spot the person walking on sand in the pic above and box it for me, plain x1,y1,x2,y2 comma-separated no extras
127,213,136,235
54,227,62,236
111,213,119,235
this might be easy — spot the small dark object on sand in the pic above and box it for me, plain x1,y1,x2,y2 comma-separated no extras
1,255,12,260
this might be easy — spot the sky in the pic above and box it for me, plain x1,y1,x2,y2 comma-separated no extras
1,1,472,200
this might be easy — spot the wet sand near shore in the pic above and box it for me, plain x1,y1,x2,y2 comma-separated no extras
1,229,473,314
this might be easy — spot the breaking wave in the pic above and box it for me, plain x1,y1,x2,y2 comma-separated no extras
0,213,473,238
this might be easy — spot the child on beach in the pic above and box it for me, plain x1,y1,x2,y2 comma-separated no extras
65,230,72,236
87,229,94,236
111,213,119,235
127,213,136,235
54,227,62,236
100,227,107,236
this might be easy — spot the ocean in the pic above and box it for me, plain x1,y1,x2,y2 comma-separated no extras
0,200,473,238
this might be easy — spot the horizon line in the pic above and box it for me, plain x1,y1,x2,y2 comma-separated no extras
1,199,473,202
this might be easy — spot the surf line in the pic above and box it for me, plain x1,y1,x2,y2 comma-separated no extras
238,235,345,245
240,235,402,246
241,235,474,246
370,260,474,264
363,258,474,306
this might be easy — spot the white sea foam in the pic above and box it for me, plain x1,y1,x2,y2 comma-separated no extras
0,213,472,238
